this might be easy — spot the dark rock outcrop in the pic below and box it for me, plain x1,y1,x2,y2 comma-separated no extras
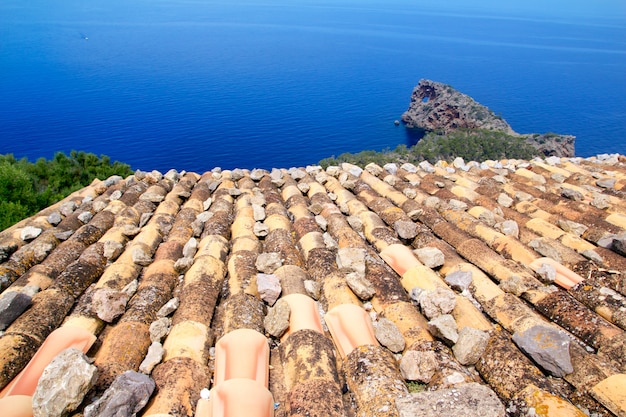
402,79,575,157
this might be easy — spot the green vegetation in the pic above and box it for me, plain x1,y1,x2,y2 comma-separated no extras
320,129,539,168
0,151,133,231
405,380,426,393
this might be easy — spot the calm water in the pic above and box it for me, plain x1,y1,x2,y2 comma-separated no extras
1,0,625,172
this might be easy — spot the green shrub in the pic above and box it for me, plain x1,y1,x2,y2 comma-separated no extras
0,151,133,231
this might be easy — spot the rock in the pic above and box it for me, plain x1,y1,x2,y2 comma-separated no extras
345,272,376,300
528,238,562,261
182,237,198,258
395,382,505,417
498,275,528,297
561,187,584,201
304,280,321,300
256,252,283,274
400,349,438,383
581,249,604,264
103,240,124,260
419,287,457,319
558,219,587,237
20,226,42,241
322,232,338,250
535,262,556,283
254,222,269,237
346,215,363,232
149,317,171,343
0,291,32,330
511,325,573,377
452,157,466,170
315,215,328,231
402,80,514,135
495,219,519,238
60,201,77,216
250,168,267,181
157,297,179,317
32,348,98,417
132,247,153,266
365,163,384,176
264,298,291,338
384,163,398,175
596,178,616,189
336,247,366,277
84,370,156,417
448,199,467,211
452,327,490,365
297,181,310,194
445,270,473,293
413,247,444,269
341,162,363,178
47,211,62,225
252,204,266,221
612,235,626,256
394,220,418,240
427,314,458,345
257,273,282,305
418,161,436,174
78,211,93,223
374,318,406,353
174,257,194,274
139,342,164,374
92,288,130,323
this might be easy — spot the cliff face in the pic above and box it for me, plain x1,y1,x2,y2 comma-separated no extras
401,79,575,157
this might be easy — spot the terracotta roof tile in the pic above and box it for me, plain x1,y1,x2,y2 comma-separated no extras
1,155,626,416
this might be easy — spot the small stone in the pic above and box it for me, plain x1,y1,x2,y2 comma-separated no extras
182,237,198,258
336,247,366,277
253,204,266,221
250,169,267,181
315,215,328,231
60,201,77,216
419,287,457,320
203,197,213,211
139,342,164,374
591,194,611,210
341,162,363,178
32,348,98,417
452,157,466,169
581,249,604,264
452,327,490,365
92,288,130,323
445,270,473,292
395,382,505,417
20,226,42,241
365,163,384,176
149,317,172,343
383,163,398,174
558,219,588,237
121,224,141,237
612,234,626,256
174,257,194,274
394,220,418,240
346,215,363,232
448,199,467,211
103,240,124,260
304,280,321,300
257,273,282,306
400,349,438,383
535,262,557,283
345,272,376,300
132,247,153,266
495,220,519,238
596,178,616,189
256,252,283,274
498,275,528,297
528,238,562,261
413,247,444,269
322,232,338,250
401,163,418,173
157,297,179,317
84,370,156,417
497,193,514,208
561,187,584,201
297,182,310,194
47,211,62,225
512,325,573,377
254,222,269,237
427,314,458,345
78,211,93,223
418,161,435,173
374,318,405,353
264,298,291,338
54,229,74,241
0,292,32,330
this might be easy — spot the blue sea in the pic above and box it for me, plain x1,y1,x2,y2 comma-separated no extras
1,0,625,172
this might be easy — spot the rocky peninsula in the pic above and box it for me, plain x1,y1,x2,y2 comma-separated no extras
401,79,575,157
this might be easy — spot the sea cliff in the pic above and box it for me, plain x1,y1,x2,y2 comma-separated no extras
402,79,575,157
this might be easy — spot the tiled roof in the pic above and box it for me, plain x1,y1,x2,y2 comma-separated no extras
1,154,625,417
